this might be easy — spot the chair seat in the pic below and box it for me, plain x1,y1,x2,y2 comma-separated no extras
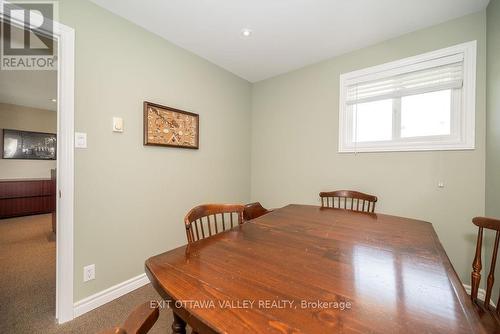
99,302,159,334
472,301,500,333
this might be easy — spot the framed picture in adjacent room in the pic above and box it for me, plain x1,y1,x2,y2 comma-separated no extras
2,129,57,160
143,101,199,149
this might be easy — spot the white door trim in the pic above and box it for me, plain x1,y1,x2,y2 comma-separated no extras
55,20,75,325
0,1,76,324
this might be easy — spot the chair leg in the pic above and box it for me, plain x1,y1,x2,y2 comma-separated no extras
171,312,186,334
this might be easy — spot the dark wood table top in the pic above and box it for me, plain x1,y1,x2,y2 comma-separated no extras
146,204,485,333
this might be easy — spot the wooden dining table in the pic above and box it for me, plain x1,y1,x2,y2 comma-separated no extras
145,204,486,333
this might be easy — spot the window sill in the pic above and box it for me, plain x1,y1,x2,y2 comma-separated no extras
338,143,475,153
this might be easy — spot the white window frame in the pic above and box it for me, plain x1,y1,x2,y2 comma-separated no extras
338,41,477,153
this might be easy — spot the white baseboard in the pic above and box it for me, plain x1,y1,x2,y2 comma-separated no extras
72,278,492,319
463,283,496,307
73,273,150,318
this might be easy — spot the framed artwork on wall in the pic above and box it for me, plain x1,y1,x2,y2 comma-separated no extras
2,129,57,160
143,101,199,149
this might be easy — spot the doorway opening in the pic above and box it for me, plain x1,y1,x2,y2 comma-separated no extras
0,25,58,332
0,4,75,326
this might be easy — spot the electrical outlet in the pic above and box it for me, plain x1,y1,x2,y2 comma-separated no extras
83,264,95,282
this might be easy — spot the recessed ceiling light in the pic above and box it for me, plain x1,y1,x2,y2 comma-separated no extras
240,28,253,38
51,98,57,102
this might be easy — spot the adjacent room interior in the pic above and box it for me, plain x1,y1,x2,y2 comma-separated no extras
1,0,500,333
0,24,58,333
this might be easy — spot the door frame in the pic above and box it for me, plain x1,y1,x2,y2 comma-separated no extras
0,1,75,324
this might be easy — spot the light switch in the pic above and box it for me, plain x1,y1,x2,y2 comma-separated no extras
75,132,87,148
113,117,124,132
438,181,445,188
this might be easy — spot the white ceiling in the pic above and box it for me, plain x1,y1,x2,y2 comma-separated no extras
89,0,489,82
0,70,57,111
0,25,57,111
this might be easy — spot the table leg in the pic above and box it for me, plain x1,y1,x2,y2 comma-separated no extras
172,311,186,334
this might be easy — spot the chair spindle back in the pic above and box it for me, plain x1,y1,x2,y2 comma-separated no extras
471,216,500,312
184,204,244,244
319,190,377,213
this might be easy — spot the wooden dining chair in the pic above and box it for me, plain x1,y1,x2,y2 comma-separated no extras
99,301,160,334
184,204,244,244
470,216,500,332
319,190,377,213
243,202,272,221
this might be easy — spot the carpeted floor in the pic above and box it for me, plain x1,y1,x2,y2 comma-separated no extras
0,214,186,334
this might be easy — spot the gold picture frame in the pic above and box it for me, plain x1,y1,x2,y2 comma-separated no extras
143,101,199,149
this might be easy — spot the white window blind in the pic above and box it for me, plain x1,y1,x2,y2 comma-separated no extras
346,54,464,105
338,41,476,153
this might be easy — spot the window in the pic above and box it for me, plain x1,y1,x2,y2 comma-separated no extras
339,41,476,152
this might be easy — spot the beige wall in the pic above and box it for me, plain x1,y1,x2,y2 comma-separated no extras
485,0,500,302
487,0,500,218
251,12,486,283
0,103,57,179
58,0,251,301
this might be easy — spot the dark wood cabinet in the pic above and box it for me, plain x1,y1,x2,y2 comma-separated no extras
0,178,56,219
